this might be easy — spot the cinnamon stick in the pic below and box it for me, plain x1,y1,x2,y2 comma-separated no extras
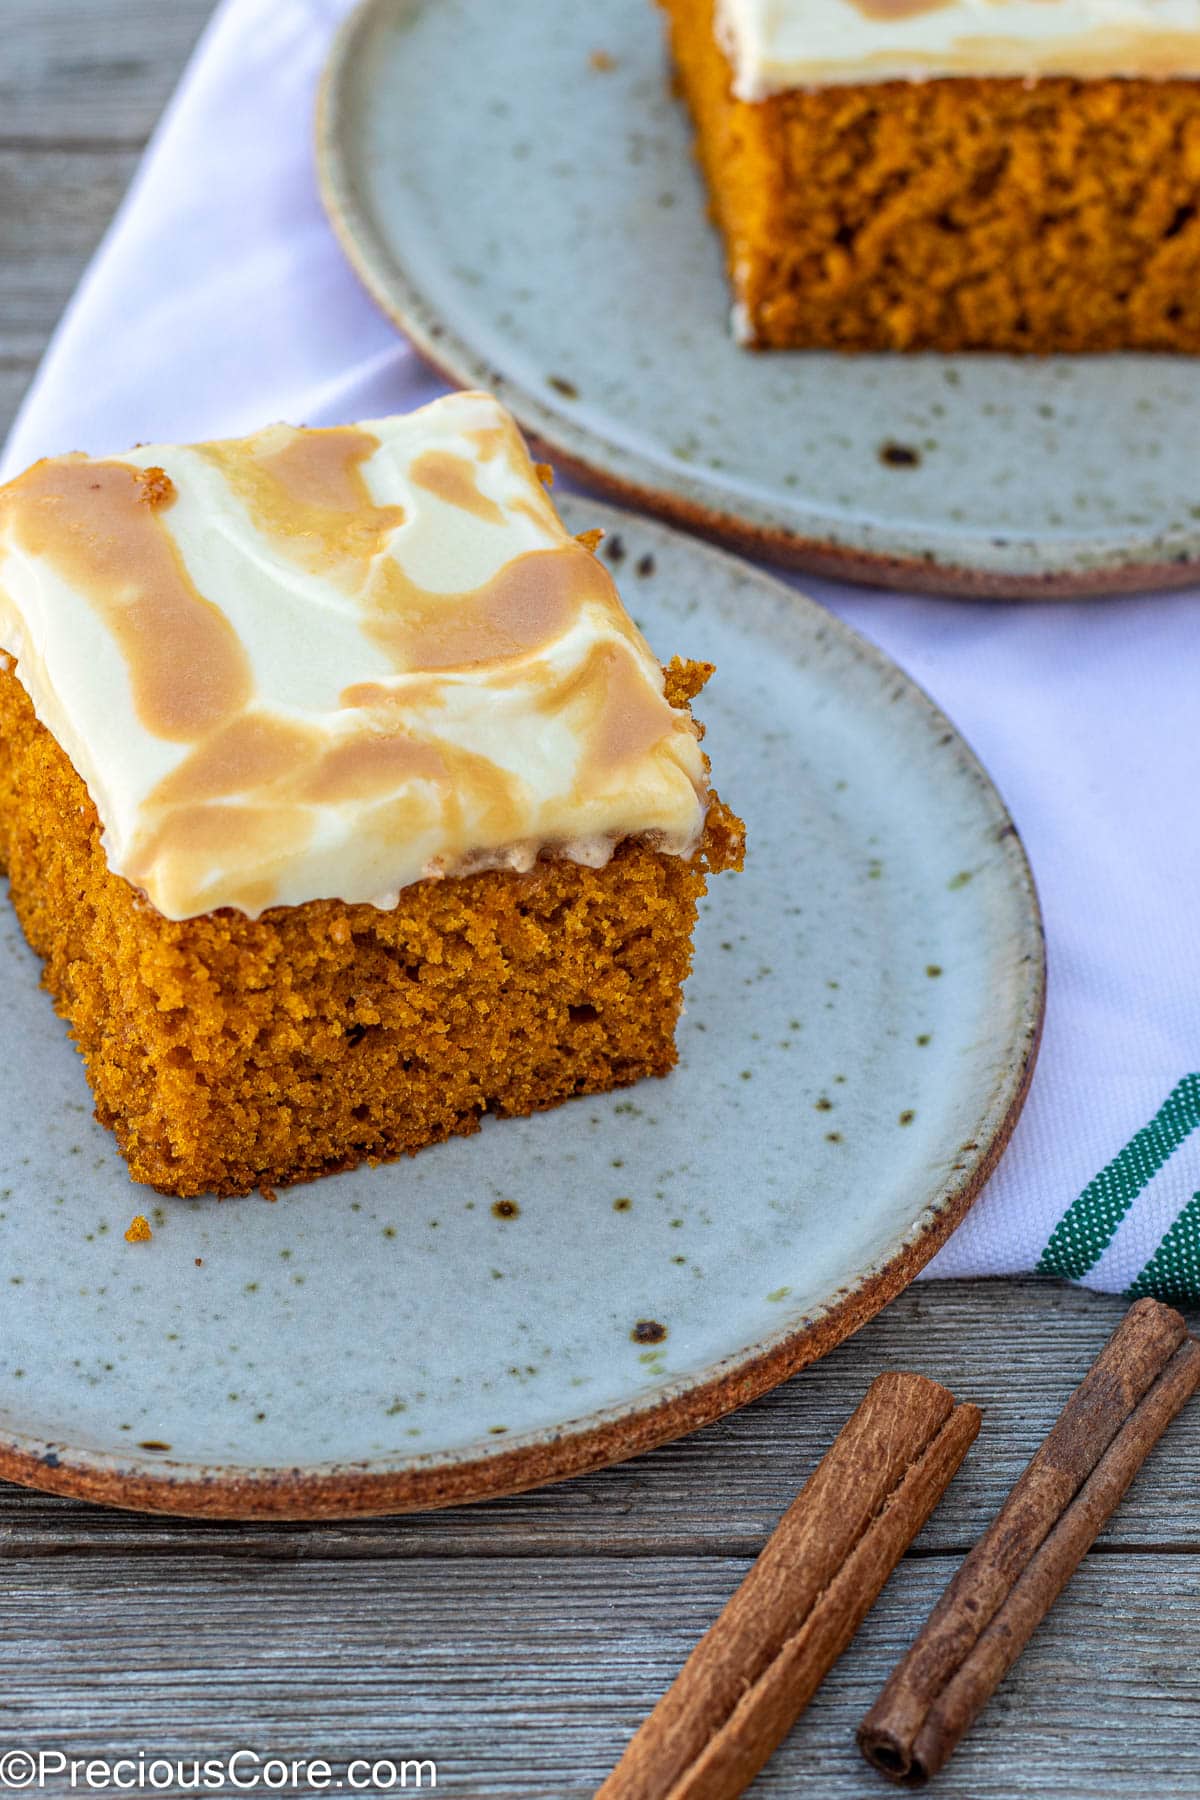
859,1297,1200,1783
596,1371,981,1800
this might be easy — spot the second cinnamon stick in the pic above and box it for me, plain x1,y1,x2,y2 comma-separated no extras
859,1297,1200,1783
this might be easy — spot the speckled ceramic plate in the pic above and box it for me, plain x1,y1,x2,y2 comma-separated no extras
0,502,1042,1519
317,0,1200,599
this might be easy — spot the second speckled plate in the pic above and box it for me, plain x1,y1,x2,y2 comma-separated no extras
0,501,1042,1518
318,0,1200,598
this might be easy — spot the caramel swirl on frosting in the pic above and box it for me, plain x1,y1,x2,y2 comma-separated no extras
3,457,252,741
200,425,406,582
716,0,1200,95
0,392,709,920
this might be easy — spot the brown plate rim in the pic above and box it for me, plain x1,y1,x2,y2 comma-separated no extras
0,496,1045,1519
313,0,1200,602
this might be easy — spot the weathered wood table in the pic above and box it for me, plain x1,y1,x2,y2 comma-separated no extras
3,6,1197,1794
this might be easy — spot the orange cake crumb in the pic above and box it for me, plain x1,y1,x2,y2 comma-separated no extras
124,1214,153,1243
136,465,176,508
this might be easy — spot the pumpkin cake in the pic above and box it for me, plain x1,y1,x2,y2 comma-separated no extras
658,0,1200,351
0,391,743,1198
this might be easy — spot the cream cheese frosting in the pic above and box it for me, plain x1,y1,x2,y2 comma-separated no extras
716,0,1200,95
0,392,709,921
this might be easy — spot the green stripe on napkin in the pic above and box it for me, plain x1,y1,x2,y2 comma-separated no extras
1037,1074,1200,1284
1126,1190,1200,1306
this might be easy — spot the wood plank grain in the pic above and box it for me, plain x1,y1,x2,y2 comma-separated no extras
2,1283,1196,1555
0,365,36,443
0,0,212,145
2,1550,1196,1796
0,148,139,366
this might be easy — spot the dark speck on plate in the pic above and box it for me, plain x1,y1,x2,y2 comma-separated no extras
879,440,922,469
631,1319,667,1345
547,374,579,399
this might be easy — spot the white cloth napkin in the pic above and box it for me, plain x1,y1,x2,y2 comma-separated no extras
7,0,1200,1300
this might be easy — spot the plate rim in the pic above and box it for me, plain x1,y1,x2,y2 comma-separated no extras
0,494,1046,1519
313,0,1200,603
